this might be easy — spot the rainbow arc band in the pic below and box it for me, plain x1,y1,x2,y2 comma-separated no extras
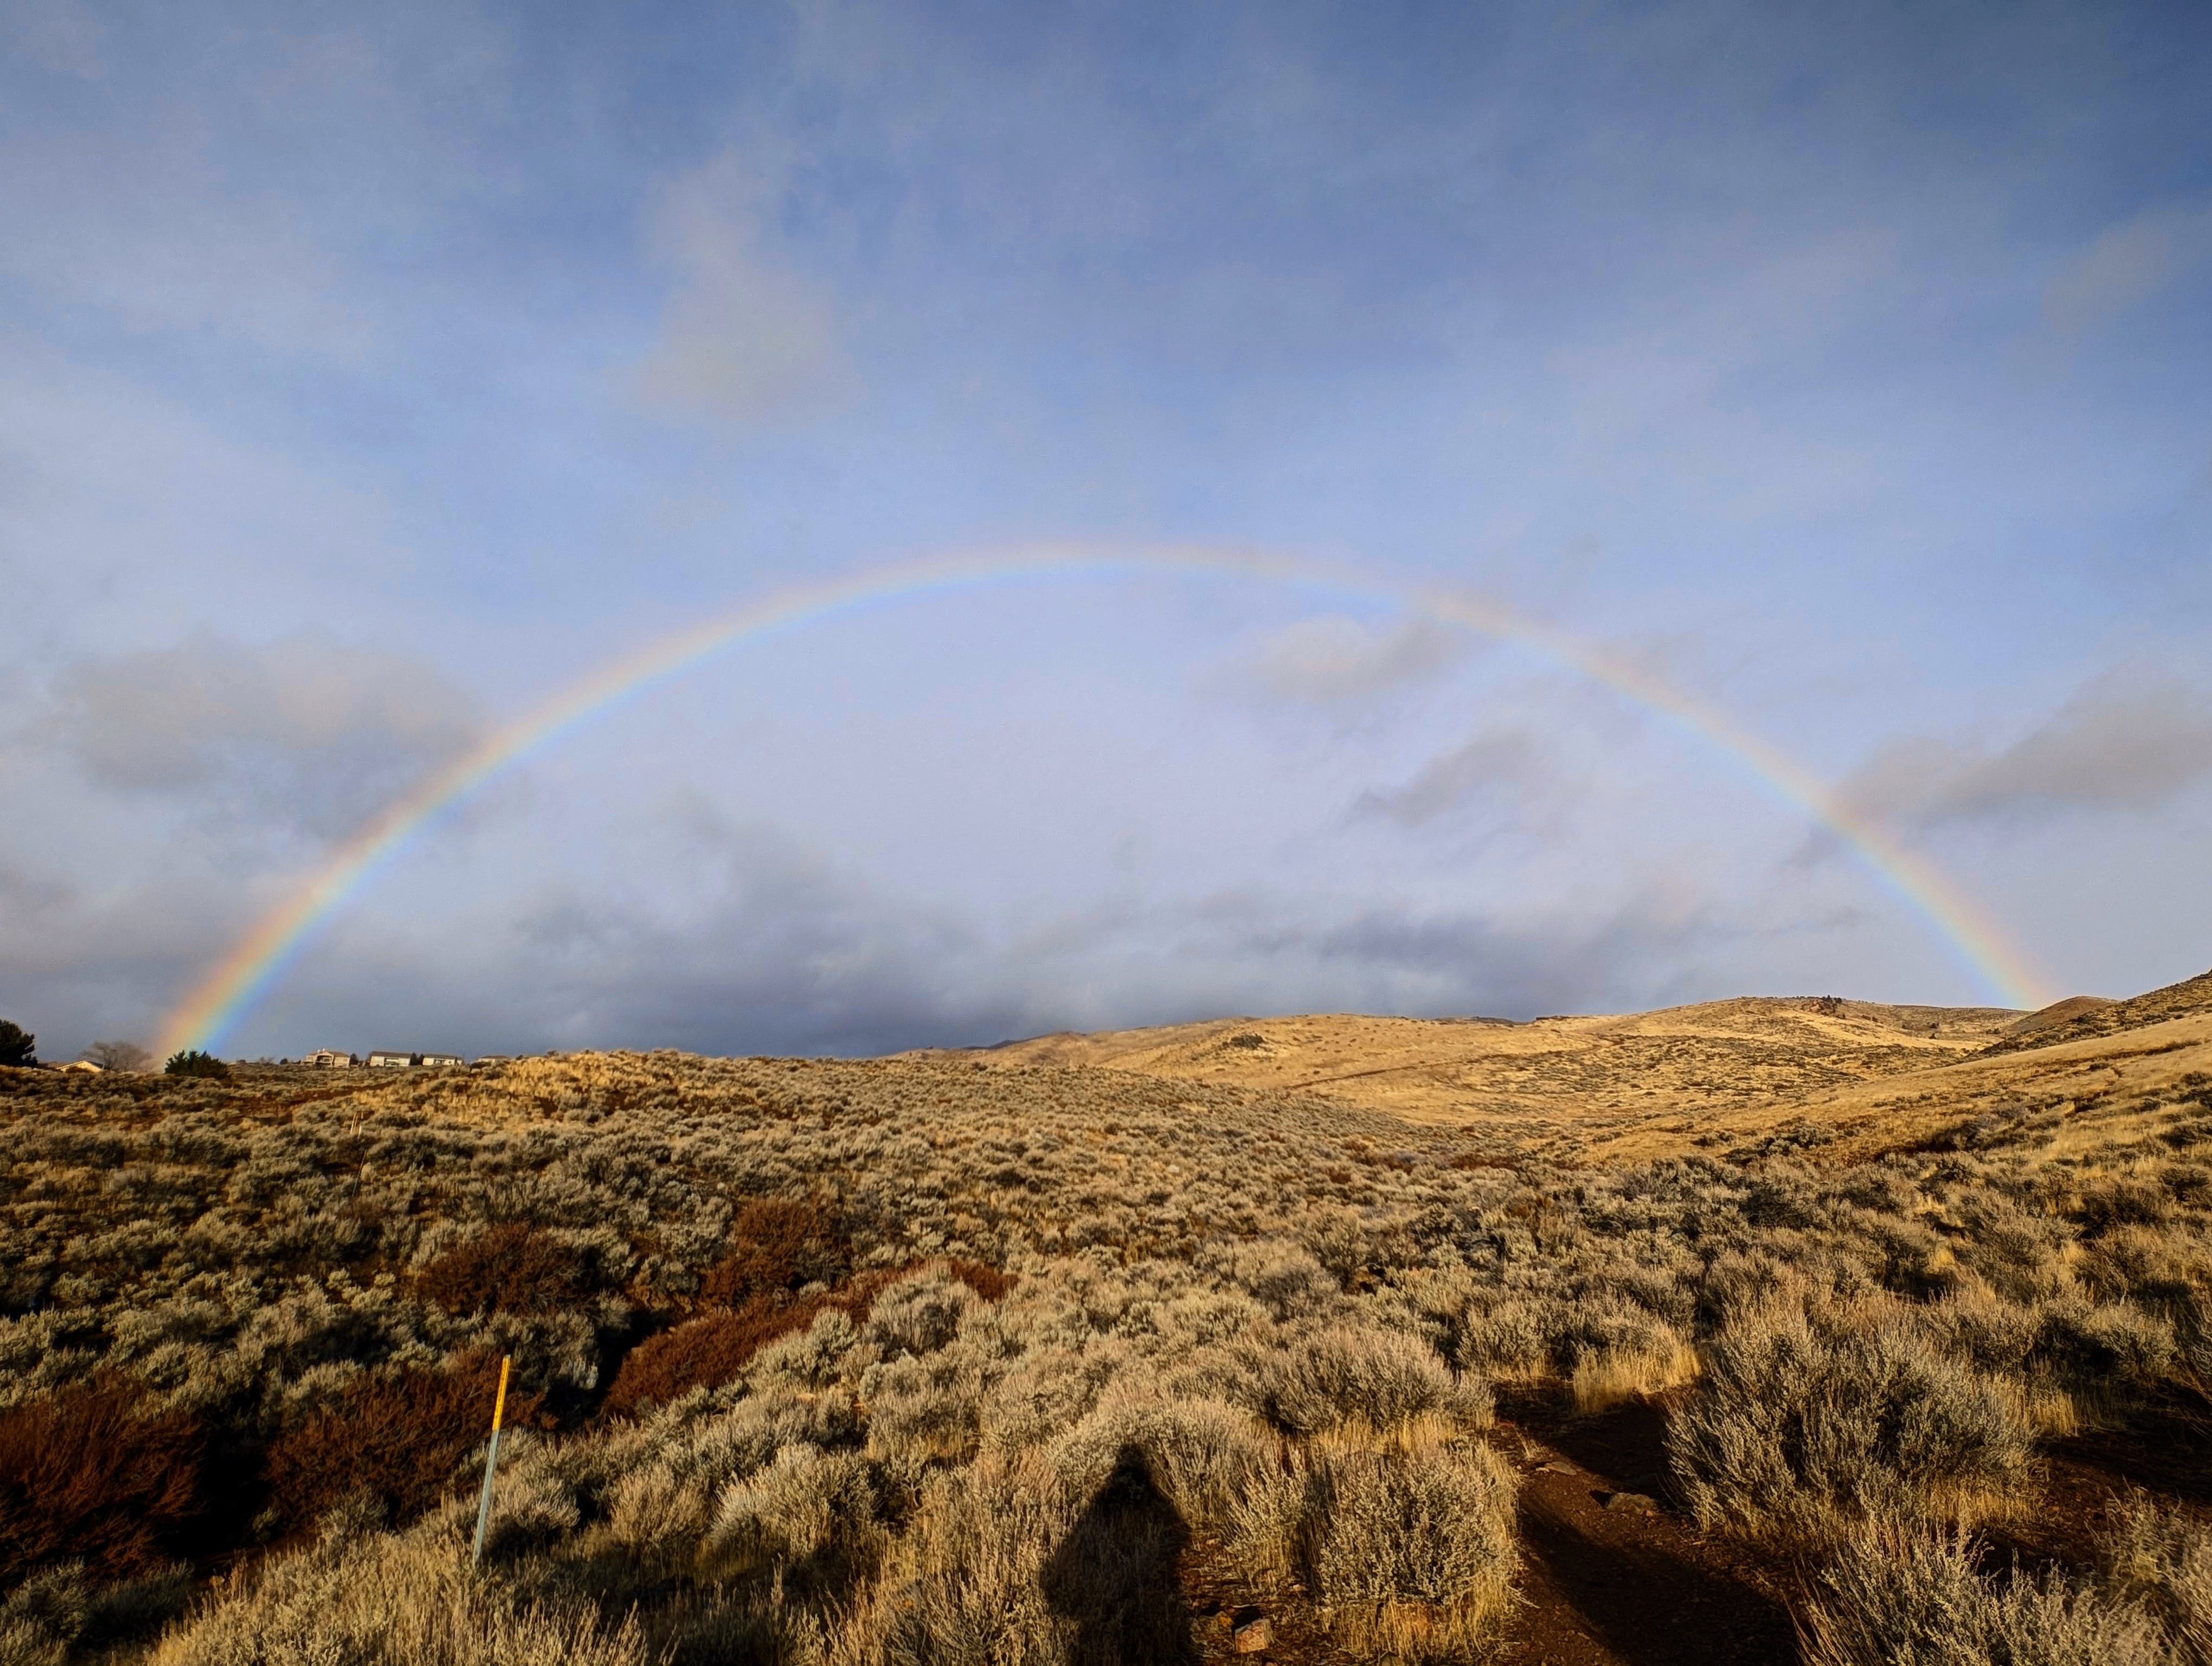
472,1355,511,1567
151,543,2053,1059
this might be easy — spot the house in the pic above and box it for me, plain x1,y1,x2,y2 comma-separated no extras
365,1049,415,1068
52,1060,102,1073
420,1052,466,1068
305,1049,356,1068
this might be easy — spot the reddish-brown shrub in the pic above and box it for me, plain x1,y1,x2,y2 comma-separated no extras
942,1258,1014,1303
699,1198,848,1307
603,1297,823,1417
1450,1152,1520,1172
260,1351,544,1534
604,1259,1011,1417
416,1223,590,1316
0,1376,203,1582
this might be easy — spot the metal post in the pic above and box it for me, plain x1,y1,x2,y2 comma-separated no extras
471,1355,511,1566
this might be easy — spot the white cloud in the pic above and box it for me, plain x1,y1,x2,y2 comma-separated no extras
1233,614,1469,704
625,151,853,427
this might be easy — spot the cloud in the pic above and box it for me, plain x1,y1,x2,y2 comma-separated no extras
1841,672,2212,826
46,631,483,837
626,151,853,427
1176,885,1724,1021
1311,906,1700,1008
0,746,1815,1065
1352,729,1555,828
379,866,1721,1054
1232,614,1469,704
2043,205,2212,336
0,862,73,938
458,805,1033,1055
0,337,407,630
182,785,1742,1061
0,838,266,1064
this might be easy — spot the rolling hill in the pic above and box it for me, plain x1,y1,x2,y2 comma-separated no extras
925,976,2212,1164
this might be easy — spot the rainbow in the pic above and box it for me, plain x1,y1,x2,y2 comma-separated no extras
153,544,2053,1056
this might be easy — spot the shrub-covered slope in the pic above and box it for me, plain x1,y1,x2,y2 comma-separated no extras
3,1036,2212,1662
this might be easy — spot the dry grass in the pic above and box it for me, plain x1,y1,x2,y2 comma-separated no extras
2103,1492,2212,1665
415,1223,597,1317
1569,1330,1700,1414
150,1522,646,1666
852,1448,1068,1666
1304,1422,1519,1662
922,995,2034,1154
606,1295,846,1417
923,977,2212,1165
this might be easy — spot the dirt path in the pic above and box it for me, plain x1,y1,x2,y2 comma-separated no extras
1182,1398,1806,1665
1491,1400,1803,1664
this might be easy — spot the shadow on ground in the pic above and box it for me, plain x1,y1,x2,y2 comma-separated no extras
1041,1445,1198,1666
1515,1506,1799,1665
1496,1393,1804,1665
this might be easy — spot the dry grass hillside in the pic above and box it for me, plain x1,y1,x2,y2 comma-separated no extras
3,965,2212,1665
929,982,2212,1166
1996,994,2118,1042
1980,967,2212,1056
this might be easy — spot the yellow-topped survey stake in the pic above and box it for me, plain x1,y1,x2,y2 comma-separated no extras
471,1355,512,1566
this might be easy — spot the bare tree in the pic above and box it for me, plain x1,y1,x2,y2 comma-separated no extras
81,1040,152,1072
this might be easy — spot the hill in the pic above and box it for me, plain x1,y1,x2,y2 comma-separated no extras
1979,965,2212,1056
927,988,2212,1169
4,969,2212,1665
1999,993,2118,1039
922,996,2029,1159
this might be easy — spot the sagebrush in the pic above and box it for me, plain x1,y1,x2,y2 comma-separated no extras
5,1045,2212,1659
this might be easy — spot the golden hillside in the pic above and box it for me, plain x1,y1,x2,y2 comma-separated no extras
928,977,2212,1164
1979,965,2212,1055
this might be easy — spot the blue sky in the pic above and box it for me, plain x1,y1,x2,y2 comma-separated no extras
3,0,2209,1060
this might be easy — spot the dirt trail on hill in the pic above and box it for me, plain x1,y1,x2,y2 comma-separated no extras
1491,1399,1803,1665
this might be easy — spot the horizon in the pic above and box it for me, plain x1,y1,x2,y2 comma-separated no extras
143,983,2183,1070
